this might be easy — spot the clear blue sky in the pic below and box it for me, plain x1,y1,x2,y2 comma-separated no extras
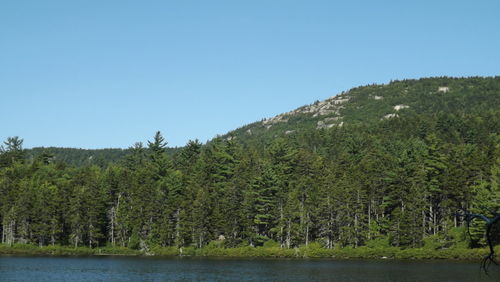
1,0,499,149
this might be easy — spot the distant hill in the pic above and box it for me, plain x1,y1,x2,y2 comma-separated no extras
25,146,180,167
23,76,499,166
224,76,499,146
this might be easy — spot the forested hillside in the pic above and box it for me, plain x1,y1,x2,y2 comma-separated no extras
25,147,179,167
1,77,499,253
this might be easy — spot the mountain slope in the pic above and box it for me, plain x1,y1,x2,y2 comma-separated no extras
224,76,499,145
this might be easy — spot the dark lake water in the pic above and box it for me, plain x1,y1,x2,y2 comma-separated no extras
0,256,498,281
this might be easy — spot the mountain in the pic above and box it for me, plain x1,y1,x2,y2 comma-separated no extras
23,76,500,165
224,76,499,146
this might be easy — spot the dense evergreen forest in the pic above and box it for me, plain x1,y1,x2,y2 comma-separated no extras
1,77,499,253
25,146,179,167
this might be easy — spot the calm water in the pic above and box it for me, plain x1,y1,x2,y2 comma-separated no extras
0,256,498,281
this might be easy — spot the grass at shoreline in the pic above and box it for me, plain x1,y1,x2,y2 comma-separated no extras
0,244,141,256
1,243,499,261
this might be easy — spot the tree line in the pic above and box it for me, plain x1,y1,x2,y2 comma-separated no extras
1,110,498,250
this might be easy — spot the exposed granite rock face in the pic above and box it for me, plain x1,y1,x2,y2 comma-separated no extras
394,105,409,111
262,115,289,125
260,94,350,128
438,86,450,93
317,117,344,129
382,113,398,119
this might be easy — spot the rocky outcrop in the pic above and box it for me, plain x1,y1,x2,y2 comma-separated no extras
262,116,289,125
438,86,449,93
261,94,350,128
317,116,344,129
394,105,409,111
382,113,398,119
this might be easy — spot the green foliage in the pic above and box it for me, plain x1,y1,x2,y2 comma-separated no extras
262,239,280,248
0,242,499,261
365,236,391,249
206,240,225,249
446,227,469,249
423,234,446,250
128,233,141,250
0,77,498,260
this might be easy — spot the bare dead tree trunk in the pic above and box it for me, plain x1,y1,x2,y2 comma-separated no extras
51,230,55,246
286,220,291,249
110,206,115,247
422,210,426,238
429,206,433,235
8,220,15,247
191,227,196,248
305,213,309,247
368,202,371,240
279,202,284,248
89,223,93,248
328,196,334,249
433,206,437,235
175,208,180,245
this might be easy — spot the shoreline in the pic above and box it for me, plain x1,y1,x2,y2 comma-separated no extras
1,244,498,261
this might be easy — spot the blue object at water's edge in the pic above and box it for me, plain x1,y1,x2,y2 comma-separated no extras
0,256,498,281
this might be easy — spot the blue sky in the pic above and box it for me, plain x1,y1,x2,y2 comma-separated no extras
1,0,499,148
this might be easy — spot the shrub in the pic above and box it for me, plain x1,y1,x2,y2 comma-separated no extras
128,233,141,250
365,236,390,249
423,234,446,250
446,227,468,249
262,239,280,248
